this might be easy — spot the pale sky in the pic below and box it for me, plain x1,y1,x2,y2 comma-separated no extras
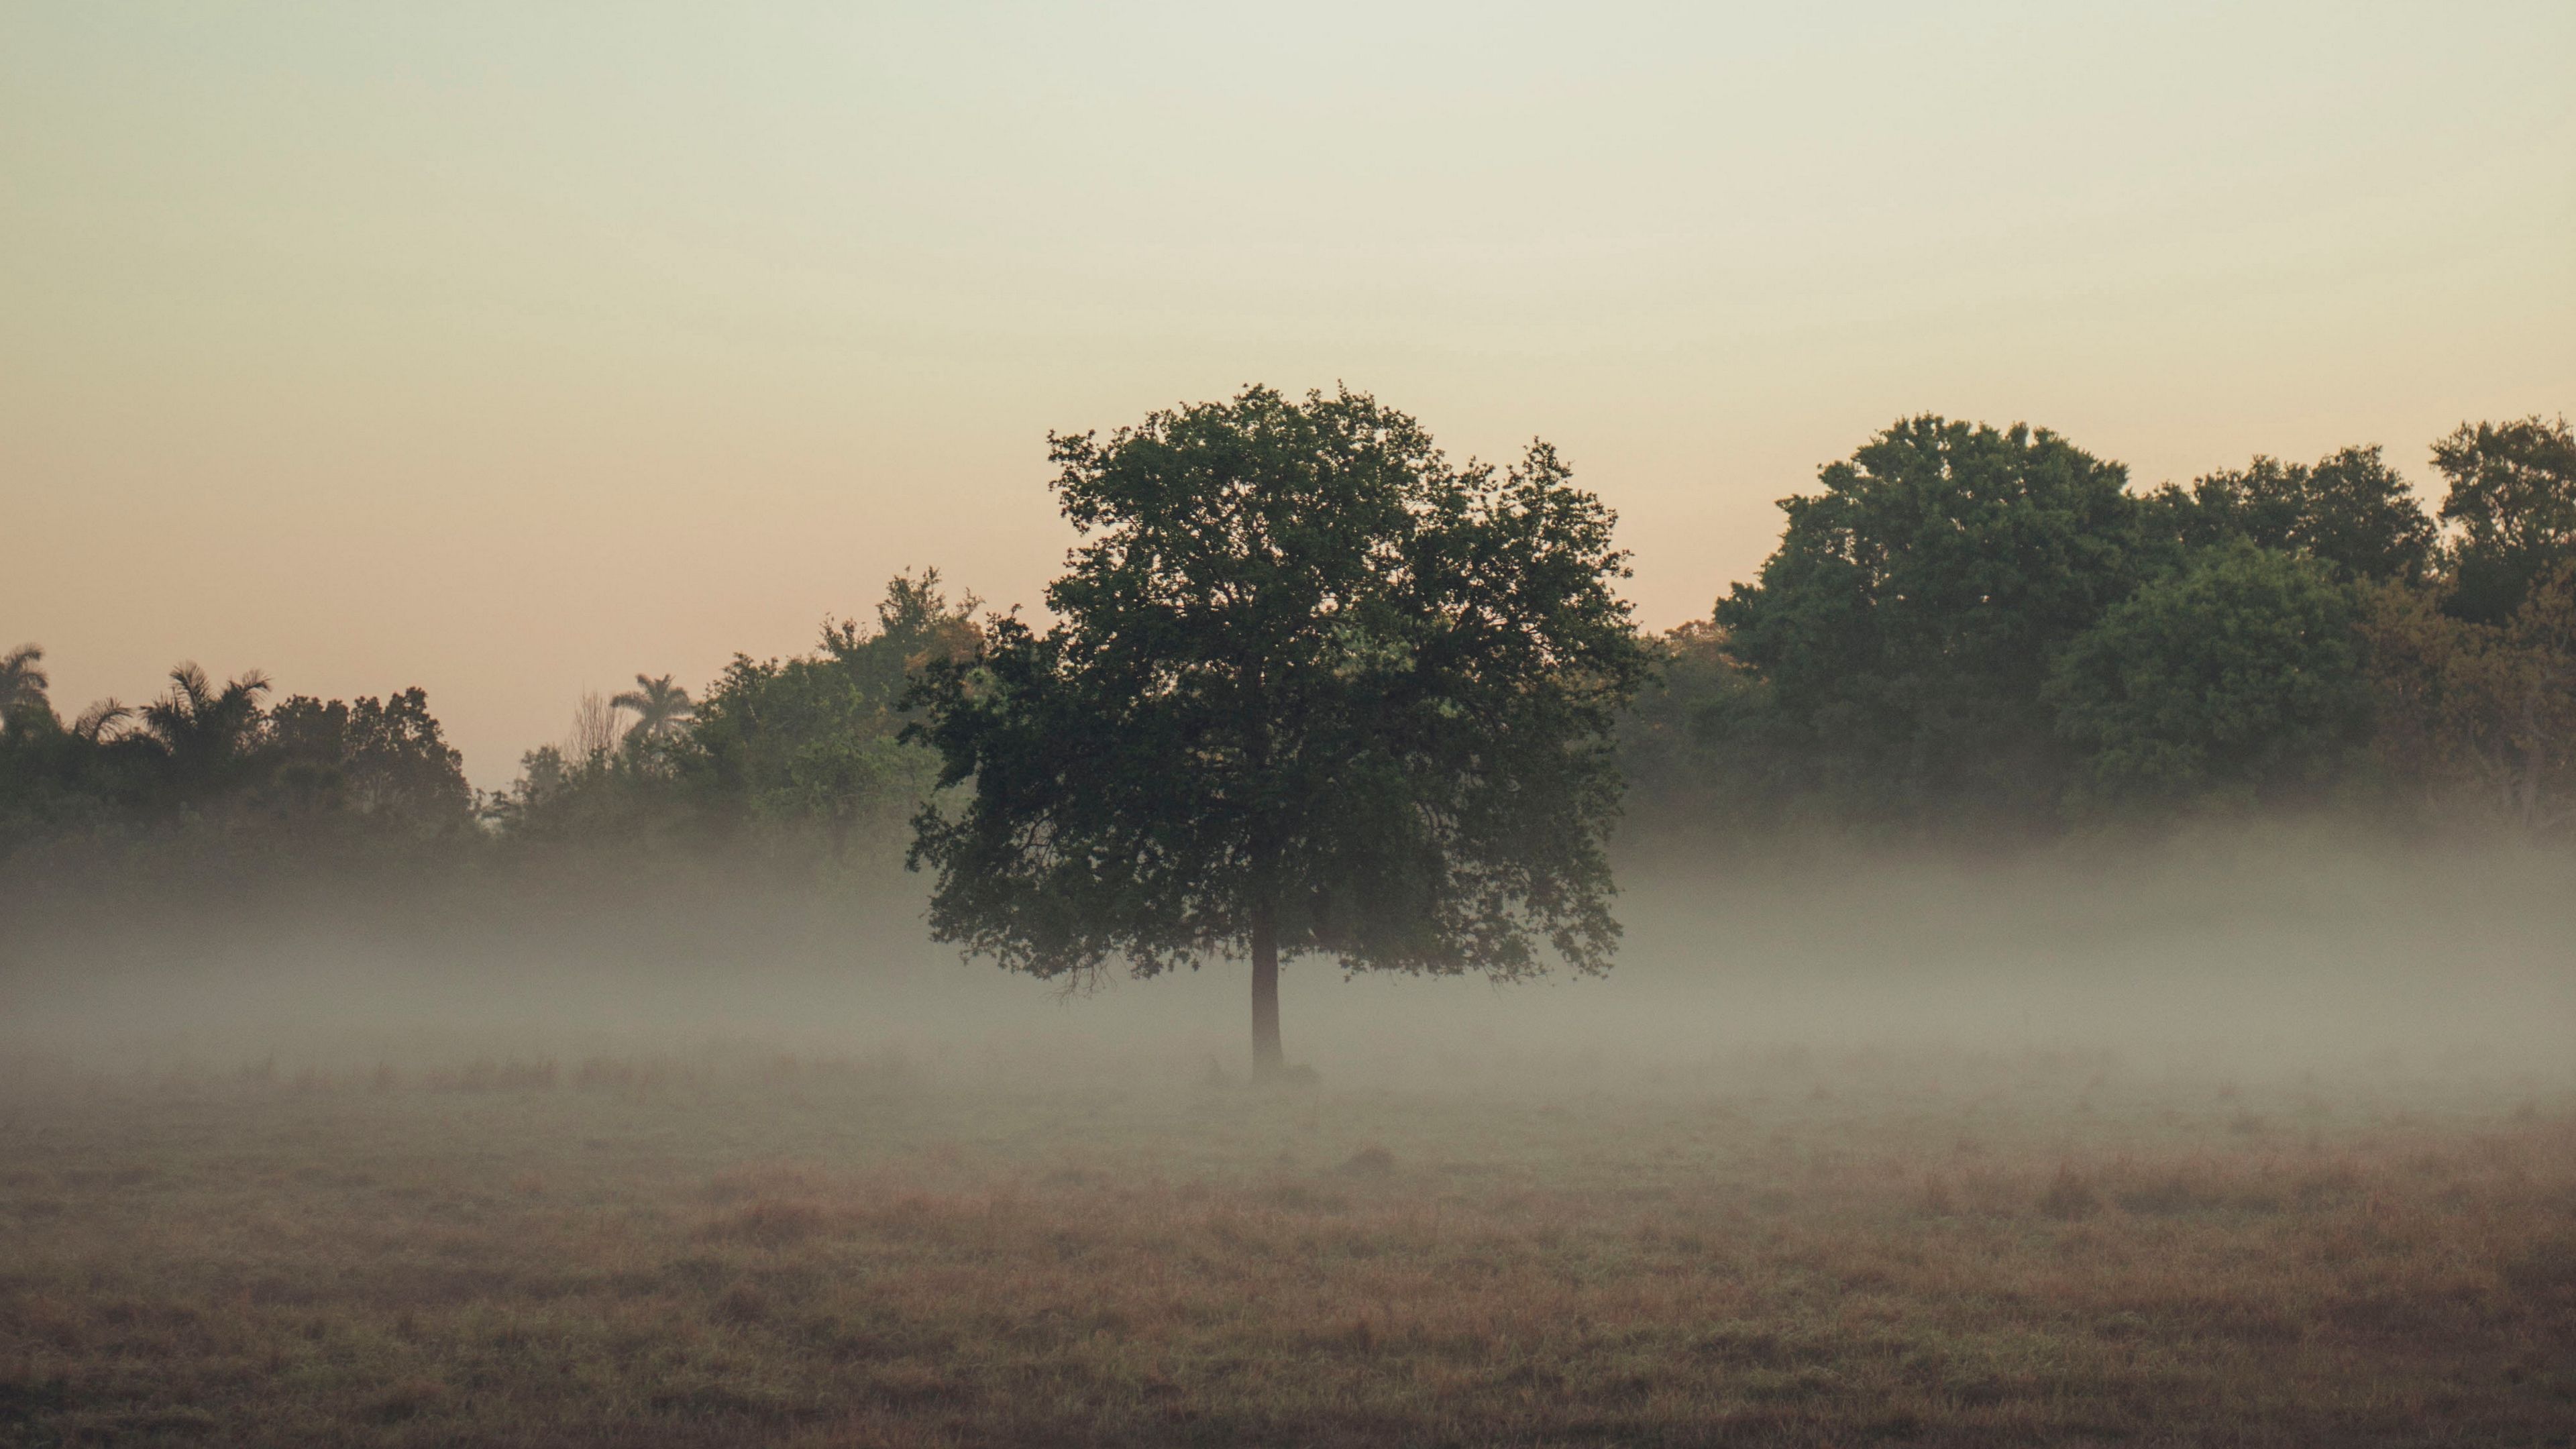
5,2,2571,787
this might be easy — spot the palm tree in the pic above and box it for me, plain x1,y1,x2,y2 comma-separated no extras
140,662,272,794
0,643,48,733
610,674,694,751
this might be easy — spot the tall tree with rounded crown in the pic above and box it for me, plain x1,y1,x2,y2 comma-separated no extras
905,386,1647,1078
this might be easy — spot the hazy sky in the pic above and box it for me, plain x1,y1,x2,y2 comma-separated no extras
5,2,2571,786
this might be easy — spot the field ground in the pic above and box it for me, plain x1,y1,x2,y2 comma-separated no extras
1,1042,2571,1448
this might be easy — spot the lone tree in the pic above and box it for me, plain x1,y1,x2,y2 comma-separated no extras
905,386,1647,1078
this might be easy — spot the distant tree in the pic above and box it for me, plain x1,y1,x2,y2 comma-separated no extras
682,571,979,853
138,663,272,805
2176,445,2436,584
2498,563,2576,830
565,690,621,762
266,688,473,832
3,657,262,849
1613,621,1794,841
2432,415,2576,623
906,386,1647,1079
1716,417,2150,825
0,645,48,733
485,701,677,847
264,696,347,814
611,674,695,753
818,572,983,702
2047,542,2371,814
481,744,577,839
2362,561,2576,833
3,655,478,855
0,647,76,848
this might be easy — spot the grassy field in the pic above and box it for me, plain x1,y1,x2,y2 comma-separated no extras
1,1041,2570,1448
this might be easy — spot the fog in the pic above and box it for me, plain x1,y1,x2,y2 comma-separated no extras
8,827,2569,1097
7,826,2571,1442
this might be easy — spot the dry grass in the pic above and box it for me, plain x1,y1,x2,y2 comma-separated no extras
1,1045,2571,1446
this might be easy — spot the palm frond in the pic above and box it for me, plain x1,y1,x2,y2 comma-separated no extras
168,662,214,712
72,698,133,742
1,642,46,693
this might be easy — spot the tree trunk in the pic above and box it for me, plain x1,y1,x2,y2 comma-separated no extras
2518,686,2546,831
1250,904,1284,1081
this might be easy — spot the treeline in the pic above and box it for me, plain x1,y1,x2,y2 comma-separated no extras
484,572,979,858
5,412,2571,871
0,573,979,871
0,659,476,860
1625,414,2575,840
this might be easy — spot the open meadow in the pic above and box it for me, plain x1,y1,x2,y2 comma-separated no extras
4,841,2573,1446
4,1039,2573,1446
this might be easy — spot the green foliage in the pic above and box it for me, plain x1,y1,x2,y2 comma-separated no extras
12,407,2568,869
474,573,976,861
0,700,150,847
1714,416,2150,824
0,655,472,857
2168,445,2436,584
1613,623,1794,839
2047,542,2369,814
678,572,979,849
906,386,1648,984
2432,415,2576,624
480,741,678,847
2361,561,2576,833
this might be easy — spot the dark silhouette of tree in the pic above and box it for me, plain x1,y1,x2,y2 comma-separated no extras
266,688,472,831
0,647,479,854
906,386,1646,1079
2432,415,2576,624
139,663,271,804
2170,446,2436,584
611,674,695,751
0,645,48,733
70,698,131,743
1715,417,2150,826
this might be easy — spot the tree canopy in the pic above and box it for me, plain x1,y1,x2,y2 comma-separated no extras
1713,417,2149,823
2168,445,2435,585
610,675,695,751
676,571,981,850
2432,415,2576,624
0,660,472,855
2047,542,2370,814
904,386,1647,1074
10,404,2573,879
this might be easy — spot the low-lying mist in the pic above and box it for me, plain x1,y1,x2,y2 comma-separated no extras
7,826,2572,1446
9,825,2569,1097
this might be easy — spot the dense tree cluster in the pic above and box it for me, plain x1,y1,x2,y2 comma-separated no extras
0,573,976,867
1629,413,2576,840
1,651,472,855
7,409,2571,873
478,570,981,857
